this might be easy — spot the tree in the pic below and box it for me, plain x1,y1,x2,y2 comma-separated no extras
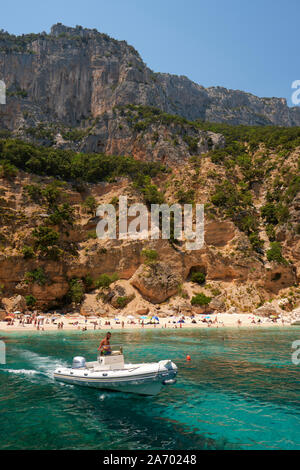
48,203,75,226
82,196,97,216
68,279,85,304
32,225,60,259
25,294,37,307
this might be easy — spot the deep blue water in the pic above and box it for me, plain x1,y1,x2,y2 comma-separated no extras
0,327,299,450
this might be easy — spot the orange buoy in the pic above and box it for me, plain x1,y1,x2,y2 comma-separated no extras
186,355,191,361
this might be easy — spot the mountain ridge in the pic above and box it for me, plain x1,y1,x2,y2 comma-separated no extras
1,23,300,131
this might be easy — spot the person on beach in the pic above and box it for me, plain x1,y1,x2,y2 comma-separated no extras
98,332,112,355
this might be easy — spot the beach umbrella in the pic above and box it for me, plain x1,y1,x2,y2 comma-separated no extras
14,311,21,315
152,316,160,321
114,318,120,321
4,316,13,321
140,315,148,319
127,315,134,320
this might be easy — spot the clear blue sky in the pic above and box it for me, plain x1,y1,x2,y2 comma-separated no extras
1,0,299,105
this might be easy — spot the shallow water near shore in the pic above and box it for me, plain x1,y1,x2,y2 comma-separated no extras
0,327,299,450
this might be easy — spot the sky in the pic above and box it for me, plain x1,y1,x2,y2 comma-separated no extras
1,0,299,106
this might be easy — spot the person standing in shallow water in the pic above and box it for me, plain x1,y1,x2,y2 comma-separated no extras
98,332,112,355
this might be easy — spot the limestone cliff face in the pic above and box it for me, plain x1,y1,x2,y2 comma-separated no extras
0,24,299,314
1,23,300,135
0,167,297,311
57,108,226,165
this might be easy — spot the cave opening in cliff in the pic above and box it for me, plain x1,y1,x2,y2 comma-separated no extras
187,265,207,279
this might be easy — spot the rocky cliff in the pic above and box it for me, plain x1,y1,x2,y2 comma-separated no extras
1,22,300,139
0,24,299,316
0,125,299,314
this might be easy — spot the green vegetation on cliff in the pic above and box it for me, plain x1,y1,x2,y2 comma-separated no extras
0,139,165,184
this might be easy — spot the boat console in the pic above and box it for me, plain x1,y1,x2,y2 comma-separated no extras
87,345,125,371
97,350,125,370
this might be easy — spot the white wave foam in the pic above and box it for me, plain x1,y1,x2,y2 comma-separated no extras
1,368,39,376
17,349,68,378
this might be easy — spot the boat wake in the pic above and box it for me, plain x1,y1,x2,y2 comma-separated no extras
4,348,69,381
0,368,40,376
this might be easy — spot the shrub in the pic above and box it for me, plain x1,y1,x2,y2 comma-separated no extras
22,245,35,259
68,278,85,304
32,225,60,259
261,203,278,225
25,294,37,307
134,175,164,205
249,232,264,251
25,184,43,204
95,273,119,289
176,188,195,204
183,135,198,153
87,230,97,240
211,181,251,213
142,249,158,264
190,272,206,285
25,268,47,286
210,149,227,164
42,182,61,207
82,196,97,216
266,242,287,264
110,196,119,207
0,160,18,179
48,203,75,226
266,224,276,241
116,296,133,308
276,203,289,224
62,129,87,142
210,288,221,297
191,293,212,306
82,274,93,290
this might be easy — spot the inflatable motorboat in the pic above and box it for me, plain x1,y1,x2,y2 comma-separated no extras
53,345,177,396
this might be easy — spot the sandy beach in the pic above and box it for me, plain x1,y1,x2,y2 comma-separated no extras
0,311,296,333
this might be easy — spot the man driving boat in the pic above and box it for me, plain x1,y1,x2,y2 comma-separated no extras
98,332,112,355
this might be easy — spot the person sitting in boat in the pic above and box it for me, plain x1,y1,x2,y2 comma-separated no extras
98,332,112,355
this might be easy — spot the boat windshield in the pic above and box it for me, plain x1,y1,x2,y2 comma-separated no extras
98,344,123,358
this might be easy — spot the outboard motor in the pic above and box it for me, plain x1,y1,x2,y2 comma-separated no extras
72,356,86,369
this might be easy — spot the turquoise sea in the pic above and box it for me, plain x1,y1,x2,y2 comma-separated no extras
0,327,299,450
